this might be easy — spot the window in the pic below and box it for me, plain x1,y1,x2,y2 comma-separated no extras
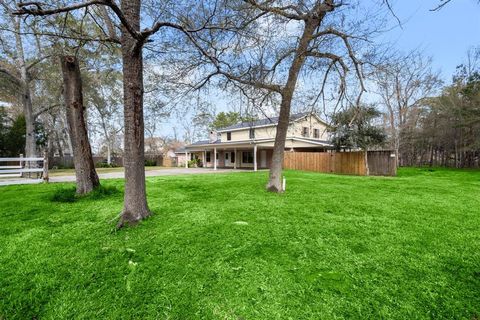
206,151,211,162
302,127,309,137
314,128,320,139
249,128,255,139
216,153,219,160
227,132,231,141
242,151,254,163
225,152,229,160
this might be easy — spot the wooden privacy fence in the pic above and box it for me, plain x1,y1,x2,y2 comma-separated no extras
0,153,49,182
283,151,396,176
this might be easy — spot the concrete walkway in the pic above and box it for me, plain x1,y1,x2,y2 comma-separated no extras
0,168,250,186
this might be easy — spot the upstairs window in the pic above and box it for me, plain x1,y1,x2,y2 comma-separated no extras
227,132,232,141
302,127,309,137
249,128,255,139
314,128,320,139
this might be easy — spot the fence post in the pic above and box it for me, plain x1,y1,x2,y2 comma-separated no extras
19,154,24,178
43,152,49,183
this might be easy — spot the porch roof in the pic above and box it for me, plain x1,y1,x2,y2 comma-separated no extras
185,137,333,151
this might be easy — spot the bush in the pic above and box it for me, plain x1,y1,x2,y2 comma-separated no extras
188,159,200,168
145,159,157,166
96,161,118,168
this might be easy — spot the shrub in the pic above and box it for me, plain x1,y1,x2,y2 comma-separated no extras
96,161,118,168
188,159,200,168
145,159,157,166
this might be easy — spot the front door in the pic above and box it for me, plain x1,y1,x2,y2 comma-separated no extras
225,151,230,166
260,150,267,168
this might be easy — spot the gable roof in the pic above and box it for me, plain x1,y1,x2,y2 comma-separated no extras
217,112,326,132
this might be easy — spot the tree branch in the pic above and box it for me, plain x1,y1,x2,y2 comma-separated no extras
14,1,141,40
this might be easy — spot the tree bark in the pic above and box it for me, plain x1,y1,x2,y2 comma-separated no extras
266,19,318,192
364,149,370,176
61,55,100,194
117,0,151,227
13,17,36,158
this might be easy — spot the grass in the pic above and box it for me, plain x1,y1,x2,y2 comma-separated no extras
49,166,168,177
0,167,479,319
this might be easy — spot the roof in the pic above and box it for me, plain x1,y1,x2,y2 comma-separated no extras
189,139,221,146
185,137,333,149
217,112,313,132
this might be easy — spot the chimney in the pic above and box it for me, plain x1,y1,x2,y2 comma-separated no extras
209,130,218,143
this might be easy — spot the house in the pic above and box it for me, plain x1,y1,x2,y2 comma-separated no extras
183,112,333,170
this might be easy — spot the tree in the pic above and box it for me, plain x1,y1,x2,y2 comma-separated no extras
329,105,386,175
182,0,378,192
211,112,242,130
373,51,442,166
431,0,479,11
210,111,258,130
61,55,100,194
14,1,217,227
0,0,45,158
0,114,26,157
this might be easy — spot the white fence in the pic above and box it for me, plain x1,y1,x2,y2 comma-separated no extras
0,153,49,183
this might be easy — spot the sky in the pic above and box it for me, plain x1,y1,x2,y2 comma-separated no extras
160,0,480,138
379,0,480,80
2,0,479,141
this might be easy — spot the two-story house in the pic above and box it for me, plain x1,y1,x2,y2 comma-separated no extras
183,112,332,170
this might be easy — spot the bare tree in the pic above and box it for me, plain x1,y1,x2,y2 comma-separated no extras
372,51,442,166
13,0,216,227
177,0,383,192
61,55,100,194
0,0,45,158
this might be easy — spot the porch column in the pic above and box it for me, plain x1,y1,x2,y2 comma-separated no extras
254,144,257,172
185,151,188,168
214,147,217,171
234,148,237,169
203,150,206,168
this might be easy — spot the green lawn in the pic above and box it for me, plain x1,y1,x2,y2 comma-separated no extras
0,168,479,319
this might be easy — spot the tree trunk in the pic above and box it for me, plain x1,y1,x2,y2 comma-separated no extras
13,17,36,158
117,0,151,227
61,55,100,194
266,19,319,192
364,149,370,176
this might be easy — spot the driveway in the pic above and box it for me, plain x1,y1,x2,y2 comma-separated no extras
51,167,249,183
0,168,251,186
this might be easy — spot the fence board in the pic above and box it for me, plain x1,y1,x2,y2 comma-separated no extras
283,151,395,176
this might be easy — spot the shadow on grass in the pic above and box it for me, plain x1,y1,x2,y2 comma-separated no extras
50,185,121,203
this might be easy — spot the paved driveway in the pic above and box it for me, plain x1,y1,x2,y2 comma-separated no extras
51,168,248,183
0,168,250,186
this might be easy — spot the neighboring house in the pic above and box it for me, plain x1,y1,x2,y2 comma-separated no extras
184,112,333,170
174,147,187,167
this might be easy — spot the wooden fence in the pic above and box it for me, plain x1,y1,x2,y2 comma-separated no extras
283,151,396,176
367,151,397,176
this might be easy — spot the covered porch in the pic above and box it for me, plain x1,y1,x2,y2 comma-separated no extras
185,145,271,171
184,138,332,171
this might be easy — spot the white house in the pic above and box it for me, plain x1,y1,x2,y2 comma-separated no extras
183,112,333,170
